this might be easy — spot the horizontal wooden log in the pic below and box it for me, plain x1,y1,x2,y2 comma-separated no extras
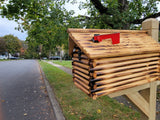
73,62,90,70
92,53,159,67
73,70,90,80
94,65,158,79
95,69,158,85
72,57,90,65
94,73,159,91
73,74,89,84
67,28,147,34
92,57,159,71
95,77,157,97
93,61,159,77
73,65,89,75
89,49,160,59
74,78,90,90
74,82,90,95
73,53,88,59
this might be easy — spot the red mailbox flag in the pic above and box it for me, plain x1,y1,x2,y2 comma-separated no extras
92,33,120,44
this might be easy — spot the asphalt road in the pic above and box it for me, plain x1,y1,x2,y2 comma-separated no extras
0,60,55,120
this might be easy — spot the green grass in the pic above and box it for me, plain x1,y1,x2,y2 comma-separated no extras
52,60,72,69
39,61,141,120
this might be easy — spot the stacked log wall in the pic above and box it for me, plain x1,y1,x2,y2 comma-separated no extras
91,53,160,98
72,47,93,96
72,47,160,99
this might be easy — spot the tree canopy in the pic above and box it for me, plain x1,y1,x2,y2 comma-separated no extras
0,0,159,58
0,35,22,55
78,0,160,29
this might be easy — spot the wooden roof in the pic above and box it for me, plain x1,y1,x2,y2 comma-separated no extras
68,28,160,59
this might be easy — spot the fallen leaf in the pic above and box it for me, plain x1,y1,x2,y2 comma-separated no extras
120,103,124,105
113,114,118,118
24,113,27,116
40,86,46,89
97,109,101,113
71,112,74,115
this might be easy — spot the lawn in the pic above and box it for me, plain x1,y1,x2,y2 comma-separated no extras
52,60,72,69
39,61,141,120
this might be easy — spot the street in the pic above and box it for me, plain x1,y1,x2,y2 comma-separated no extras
0,60,55,120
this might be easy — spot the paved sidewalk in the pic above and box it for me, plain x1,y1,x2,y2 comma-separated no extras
47,61,72,75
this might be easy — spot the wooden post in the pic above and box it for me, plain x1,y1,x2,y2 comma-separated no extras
142,18,159,41
149,81,157,120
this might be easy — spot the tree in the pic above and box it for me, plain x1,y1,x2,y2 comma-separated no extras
78,0,160,29
0,37,6,54
0,0,78,58
3,35,22,57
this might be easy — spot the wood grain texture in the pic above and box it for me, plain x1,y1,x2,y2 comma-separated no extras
73,62,90,70
93,53,159,67
92,56,159,70
95,77,157,96
94,61,159,77
74,82,90,95
68,29,160,59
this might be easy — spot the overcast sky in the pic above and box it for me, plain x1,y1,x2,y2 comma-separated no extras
0,1,87,41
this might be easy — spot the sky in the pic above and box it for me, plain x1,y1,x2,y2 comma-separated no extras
0,1,87,41
0,1,159,41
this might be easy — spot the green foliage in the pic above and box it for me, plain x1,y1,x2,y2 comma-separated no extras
1,0,159,58
79,0,160,29
0,0,82,58
2,35,22,55
0,37,6,54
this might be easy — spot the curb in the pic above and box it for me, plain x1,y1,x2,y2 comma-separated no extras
38,62,65,120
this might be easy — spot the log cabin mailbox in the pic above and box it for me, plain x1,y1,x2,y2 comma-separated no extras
67,19,160,120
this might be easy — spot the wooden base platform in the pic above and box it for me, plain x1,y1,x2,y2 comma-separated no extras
108,81,160,120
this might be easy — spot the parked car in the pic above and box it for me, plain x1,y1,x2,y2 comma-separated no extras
10,57,19,59
49,56,60,60
0,55,8,60
42,57,48,60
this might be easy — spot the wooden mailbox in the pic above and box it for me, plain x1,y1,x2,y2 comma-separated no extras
68,18,160,120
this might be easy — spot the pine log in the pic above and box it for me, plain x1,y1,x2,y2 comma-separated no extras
73,74,89,85
95,68,158,85
94,73,159,91
74,82,90,95
89,50,160,59
93,61,158,78
74,78,90,90
95,77,157,97
73,65,89,75
72,57,90,65
92,57,159,71
94,65,158,79
93,61,159,77
92,53,159,67
67,28,147,34
73,70,90,80
73,62,90,70
73,53,88,59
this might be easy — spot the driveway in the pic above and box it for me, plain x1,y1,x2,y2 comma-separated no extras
0,60,55,120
